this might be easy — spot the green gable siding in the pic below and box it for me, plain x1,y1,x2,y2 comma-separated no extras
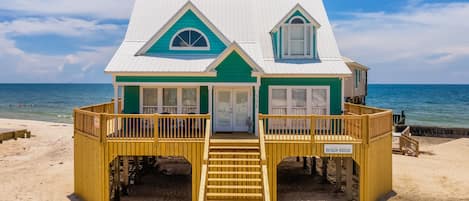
213,51,256,82
123,86,140,114
116,52,256,83
259,78,342,115
147,10,226,54
285,10,310,23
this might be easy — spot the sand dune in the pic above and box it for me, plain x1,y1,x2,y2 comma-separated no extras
1,118,469,201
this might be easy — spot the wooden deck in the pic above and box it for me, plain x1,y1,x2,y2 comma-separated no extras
73,102,393,201
0,128,31,143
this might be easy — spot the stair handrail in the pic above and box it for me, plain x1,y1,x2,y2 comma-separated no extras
198,119,211,201
259,120,271,201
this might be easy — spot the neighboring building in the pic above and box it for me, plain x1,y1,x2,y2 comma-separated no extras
343,57,369,105
73,1,393,201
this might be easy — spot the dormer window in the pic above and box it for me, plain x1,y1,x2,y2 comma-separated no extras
282,16,313,58
170,28,210,50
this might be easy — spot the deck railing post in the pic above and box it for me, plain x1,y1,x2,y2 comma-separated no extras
362,114,370,145
154,114,159,143
310,115,316,144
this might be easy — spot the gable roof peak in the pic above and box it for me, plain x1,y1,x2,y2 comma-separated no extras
205,41,264,74
135,0,231,56
271,3,321,33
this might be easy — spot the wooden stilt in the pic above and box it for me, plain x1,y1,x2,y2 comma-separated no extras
311,157,316,176
321,157,328,184
114,157,120,201
335,157,342,191
303,157,307,169
345,158,353,200
122,157,129,195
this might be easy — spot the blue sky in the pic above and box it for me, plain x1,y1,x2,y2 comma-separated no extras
0,0,468,83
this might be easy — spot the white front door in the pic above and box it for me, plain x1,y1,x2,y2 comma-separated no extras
215,88,252,132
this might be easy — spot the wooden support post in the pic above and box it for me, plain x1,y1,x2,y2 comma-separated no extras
122,157,129,195
303,157,307,170
321,157,328,184
311,157,316,176
114,157,120,201
345,158,354,200
335,158,342,191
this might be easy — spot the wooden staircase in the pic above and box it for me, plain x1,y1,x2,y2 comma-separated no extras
203,139,265,200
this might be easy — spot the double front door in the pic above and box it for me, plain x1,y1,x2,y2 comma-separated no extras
214,87,252,132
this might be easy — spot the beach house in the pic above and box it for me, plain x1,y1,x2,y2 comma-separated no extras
73,0,393,200
343,57,369,105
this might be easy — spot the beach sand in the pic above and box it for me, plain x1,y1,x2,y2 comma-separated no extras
1,118,469,201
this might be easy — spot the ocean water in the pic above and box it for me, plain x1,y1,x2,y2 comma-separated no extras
0,84,468,128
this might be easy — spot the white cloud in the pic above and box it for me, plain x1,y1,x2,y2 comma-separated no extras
0,17,122,37
0,0,135,20
333,2,469,83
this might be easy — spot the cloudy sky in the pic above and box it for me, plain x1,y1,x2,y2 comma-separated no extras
0,0,468,83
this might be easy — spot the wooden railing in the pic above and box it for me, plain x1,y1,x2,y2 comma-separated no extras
103,114,210,140
259,114,364,143
344,102,388,115
74,101,210,142
198,120,211,201
399,126,419,157
258,121,271,201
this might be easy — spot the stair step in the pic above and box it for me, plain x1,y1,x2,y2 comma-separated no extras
208,171,261,175
210,139,259,144
209,158,260,162
210,146,259,150
207,185,262,190
208,164,261,168
207,178,262,182
206,192,262,198
209,152,260,156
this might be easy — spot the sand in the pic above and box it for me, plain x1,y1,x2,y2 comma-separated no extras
0,118,73,201
1,118,469,201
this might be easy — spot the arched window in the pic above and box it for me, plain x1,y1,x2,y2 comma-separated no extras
282,16,312,58
170,28,209,50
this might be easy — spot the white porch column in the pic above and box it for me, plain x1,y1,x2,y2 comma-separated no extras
114,84,119,114
254,85,260,136
208,85,213,135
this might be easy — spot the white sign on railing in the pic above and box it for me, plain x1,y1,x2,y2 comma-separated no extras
324,144,353,154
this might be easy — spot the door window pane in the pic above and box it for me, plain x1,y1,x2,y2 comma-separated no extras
292,89,307,115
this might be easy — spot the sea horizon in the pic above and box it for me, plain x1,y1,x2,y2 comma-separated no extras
0,83,468,128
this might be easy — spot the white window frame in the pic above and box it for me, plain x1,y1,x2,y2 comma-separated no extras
139,86,200,114
281,16,314,59
268,86,330,115
169,28,210,51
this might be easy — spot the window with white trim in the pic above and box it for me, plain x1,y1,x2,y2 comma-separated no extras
282,16,313,58
170,28,209,50
269,86,329,115
141,87,199,114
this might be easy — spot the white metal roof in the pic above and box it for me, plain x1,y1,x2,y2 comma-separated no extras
106,0,351,76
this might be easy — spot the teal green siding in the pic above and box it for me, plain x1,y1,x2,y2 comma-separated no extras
200,86,208,114
123,86,140,114
279,27,282,59
116,52,256,83
285,10,310,23
147,10,226,54
259,78,342,115
214,52,256,82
